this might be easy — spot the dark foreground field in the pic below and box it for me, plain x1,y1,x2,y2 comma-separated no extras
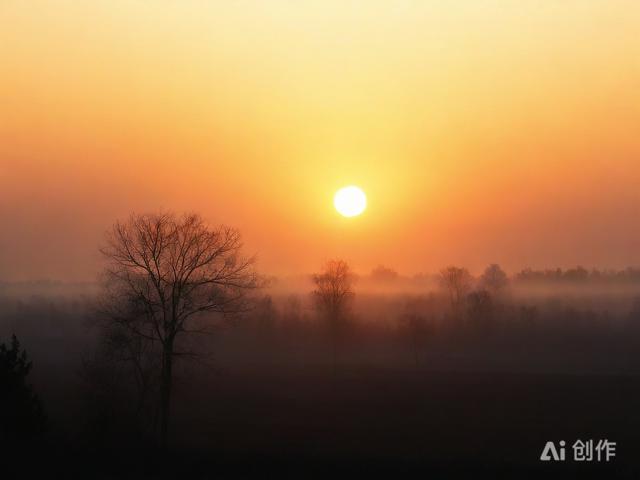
5,284,640,478
12,366,640,479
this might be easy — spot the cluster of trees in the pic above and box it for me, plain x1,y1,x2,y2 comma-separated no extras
514,266,640,284
437,264,508,309
364,265,640,286
94,213,366,448
91,212,531,447
369,265,400,282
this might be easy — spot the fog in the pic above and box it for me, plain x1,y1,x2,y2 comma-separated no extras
4,269,640,382
3,263,640,477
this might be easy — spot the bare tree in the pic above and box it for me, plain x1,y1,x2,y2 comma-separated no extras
438,266,473,310
370,265,399,283
99,212,259,447
312,259,355,369
479,264,508,294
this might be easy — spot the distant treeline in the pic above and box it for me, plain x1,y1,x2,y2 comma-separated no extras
512,266,640,284
5,266,640,294
363,265,640,285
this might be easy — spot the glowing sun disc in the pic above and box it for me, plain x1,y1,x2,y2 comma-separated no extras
334,186,367,217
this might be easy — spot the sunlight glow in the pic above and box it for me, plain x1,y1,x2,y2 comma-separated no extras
334,186,367,217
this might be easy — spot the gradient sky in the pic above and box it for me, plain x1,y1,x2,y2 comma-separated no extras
1,1,640,281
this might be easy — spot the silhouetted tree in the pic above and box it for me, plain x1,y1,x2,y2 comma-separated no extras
564,266,589,282
312,259,355,369
0,335,46,441
100,212,259,447
438,266,473,310
370,265,399,282
479,264,508,294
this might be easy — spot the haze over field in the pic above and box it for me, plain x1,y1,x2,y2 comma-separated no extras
4,5,640,478
2,1,640,281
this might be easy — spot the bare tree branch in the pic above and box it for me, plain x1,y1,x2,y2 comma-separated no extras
98,211,260,446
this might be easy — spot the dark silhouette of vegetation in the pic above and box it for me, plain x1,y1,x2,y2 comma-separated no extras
312,259,355,369
438,266,473,310
5,257,640,476
99,212,259,447
0,334,46,441
480,264,508,294
370,265,399,282
513,266,640,284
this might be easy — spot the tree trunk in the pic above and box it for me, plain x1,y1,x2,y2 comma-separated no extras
159,338,174,449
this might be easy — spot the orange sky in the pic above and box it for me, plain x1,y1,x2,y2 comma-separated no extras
1,1,640,281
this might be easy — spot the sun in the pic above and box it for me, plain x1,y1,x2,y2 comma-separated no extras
334,186,367,217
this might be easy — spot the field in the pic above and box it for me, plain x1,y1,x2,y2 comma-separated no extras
3,281,640,478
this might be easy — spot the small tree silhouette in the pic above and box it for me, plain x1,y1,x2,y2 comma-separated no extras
370,265,399,282
438,266,473,311
480,264,508,294
0,335,46,440
312,259,355,371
